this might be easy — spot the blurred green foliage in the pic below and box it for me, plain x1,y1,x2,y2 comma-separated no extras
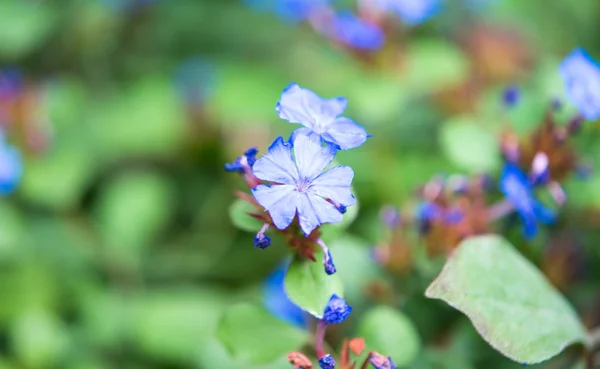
0,0,599,368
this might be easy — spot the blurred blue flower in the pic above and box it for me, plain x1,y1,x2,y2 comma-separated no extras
318,354,336,369
243,0,332,22
328,11,385,50
278,84,369,150
559,48,600,121
174,57,216,106
252,134,356,236
0,68,21,102
369,352,397,369
0,138,22,195
371,0,441,25
322,294,352,325
263,260,308,328
502,85,520,107
500,163,556,239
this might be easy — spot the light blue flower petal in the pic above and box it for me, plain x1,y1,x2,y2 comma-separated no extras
322,117,368,150
559,48,600,121
252,184,298,230
310,166,356,206
253,136,299,184
289,127,320,146
0,146,22,195
297,193,343,235
276,84,346,130
293,133,337,180
262,260,308,328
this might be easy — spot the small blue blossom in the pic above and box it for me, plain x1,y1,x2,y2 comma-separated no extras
263,261,308,328
278,84,369,150
243,0,331,22
0,140,22,195
322,294,352,325
318,354,336,369
371,0,441,25
559,48,600,121
224,147,258,173
254,234,271,249
502,85,520,107
252,134,356,236
500,163,556,239
328,11,385,50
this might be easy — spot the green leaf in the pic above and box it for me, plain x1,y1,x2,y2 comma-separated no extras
425,235,587,364
357,306,421,367
0,0,56,59
439,117,500,173
229,198,264,233
284,248,344,318
215,303,309,364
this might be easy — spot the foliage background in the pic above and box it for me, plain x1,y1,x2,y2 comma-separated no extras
1,0,599,368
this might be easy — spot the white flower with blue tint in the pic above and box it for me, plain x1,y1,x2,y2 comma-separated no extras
277,84,369,150
252,134,356,236
369,0,441,25
559,48,600,121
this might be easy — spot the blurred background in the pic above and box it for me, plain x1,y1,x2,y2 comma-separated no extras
0,0,599,368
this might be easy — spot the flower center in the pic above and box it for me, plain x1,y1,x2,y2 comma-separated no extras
296,177,312,193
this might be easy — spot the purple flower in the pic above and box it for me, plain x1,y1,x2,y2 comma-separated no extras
318,354,336,369
559,48,600,121
500,163,556,239
277,84,369,150
252,134,356,236
369,352,397,369
322,294,352,325
371,0,441,25
329,11,385,50
263,261,308,328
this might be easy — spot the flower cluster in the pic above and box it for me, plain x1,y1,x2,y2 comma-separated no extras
225,83,368,275
374,47,597,272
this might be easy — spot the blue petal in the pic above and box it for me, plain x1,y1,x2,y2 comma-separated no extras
310,166,356,206
253,136,299,184
276,84,347,130
252,184,298,230
0,145,21,195
373,0,441,25
559,48,600,121
293,133,337,180
330,11,385,50
262,260,308,329
322,294,352,325
321,117,369,150
289,127,319,146
297,193,343,236
500,164,541,238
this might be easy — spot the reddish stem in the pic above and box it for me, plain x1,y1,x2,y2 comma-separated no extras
315,321,327,358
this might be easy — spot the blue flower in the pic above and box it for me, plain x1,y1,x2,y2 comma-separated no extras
0,140,22,195
252,134,356,236
318,354,336,369
243,0,331,22
322,294,352,325
559,48,600,121
502,85,520,107
500,163,556,239
369,352,397,369
372,0,441,25
224,147,258,173
254,234,271,249
277,84,369,150
262,261,308,328
328,11,385,50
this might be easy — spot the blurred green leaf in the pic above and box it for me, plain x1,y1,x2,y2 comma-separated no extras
320,196,359,240
89,77,186,159
425,235,587,364
0,0,56,59
197,338,294,369
0,203,26,261
229,198,264,233
440,116,500,172
357,306,421,367
10,309,69,369
216,303,309,364
95,171,175,251
284,248,344,319
405,39,469,93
